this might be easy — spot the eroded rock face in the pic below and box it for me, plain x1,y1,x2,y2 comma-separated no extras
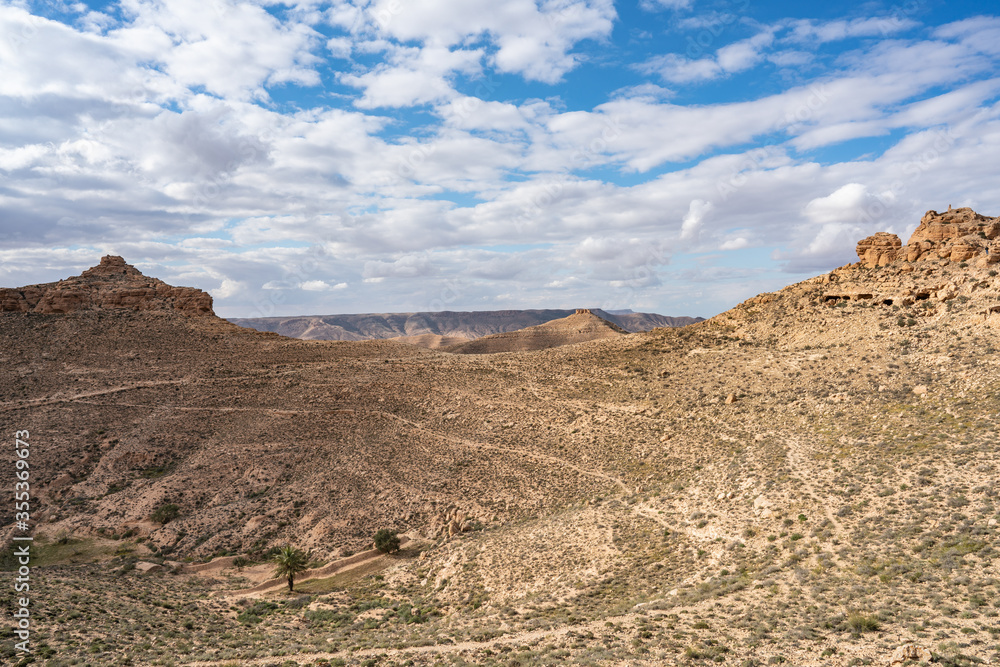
856,207,1000,267
856,232,902,268
0,256,214,316
909,207,1000,245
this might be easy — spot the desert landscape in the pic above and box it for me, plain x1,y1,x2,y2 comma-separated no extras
1,207,998,666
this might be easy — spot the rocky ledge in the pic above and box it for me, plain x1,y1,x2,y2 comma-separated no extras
0,256,214,316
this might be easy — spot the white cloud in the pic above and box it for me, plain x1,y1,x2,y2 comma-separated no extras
340,45,483,108
362,0,616,83
215,278,245,298
640,30,773,84
681,199,713,239
300,279,347,291
786,16,919,44
111,0,322,101
804,183,870,224
639,0,693,11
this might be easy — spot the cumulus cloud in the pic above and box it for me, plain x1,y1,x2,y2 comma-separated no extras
804,183,871,224
681,199,714,239
638,30,773,84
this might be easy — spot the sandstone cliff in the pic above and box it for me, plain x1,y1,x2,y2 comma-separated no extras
0,255,214,316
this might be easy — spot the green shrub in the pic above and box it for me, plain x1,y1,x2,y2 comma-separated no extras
374,529,401,554
846,613,880,633
151,503,180,524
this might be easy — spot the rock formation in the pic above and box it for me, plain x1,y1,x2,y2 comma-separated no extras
856,207,1000,268
855,231,902,268
0,255,214,316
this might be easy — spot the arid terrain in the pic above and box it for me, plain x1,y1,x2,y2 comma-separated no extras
2,208,999,667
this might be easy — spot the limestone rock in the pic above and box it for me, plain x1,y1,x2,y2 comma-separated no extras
0,256,214,316
856,232,902,268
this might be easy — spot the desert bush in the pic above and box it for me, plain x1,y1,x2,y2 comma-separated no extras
846,613,880,633
374,529,401,554
151,503,180,524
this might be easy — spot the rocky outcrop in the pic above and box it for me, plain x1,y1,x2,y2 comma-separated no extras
856,232,902,268
0,256,214,316
857,207,1000,268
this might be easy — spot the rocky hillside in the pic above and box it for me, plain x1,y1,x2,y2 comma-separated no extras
447,308,628,354
0,255,213,316
229,308,702,342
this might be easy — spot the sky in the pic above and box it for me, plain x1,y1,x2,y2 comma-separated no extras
1,0,999,319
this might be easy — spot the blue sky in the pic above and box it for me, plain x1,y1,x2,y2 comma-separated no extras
1,0,999,318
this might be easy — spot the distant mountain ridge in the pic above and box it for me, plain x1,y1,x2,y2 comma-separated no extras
228,308,703,341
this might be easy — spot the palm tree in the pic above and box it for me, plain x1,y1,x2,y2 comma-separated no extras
272,545,310,592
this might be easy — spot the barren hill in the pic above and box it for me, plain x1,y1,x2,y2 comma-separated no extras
229,308,701,342
446,308,628,354
0,255,213,316
2,214,999,667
